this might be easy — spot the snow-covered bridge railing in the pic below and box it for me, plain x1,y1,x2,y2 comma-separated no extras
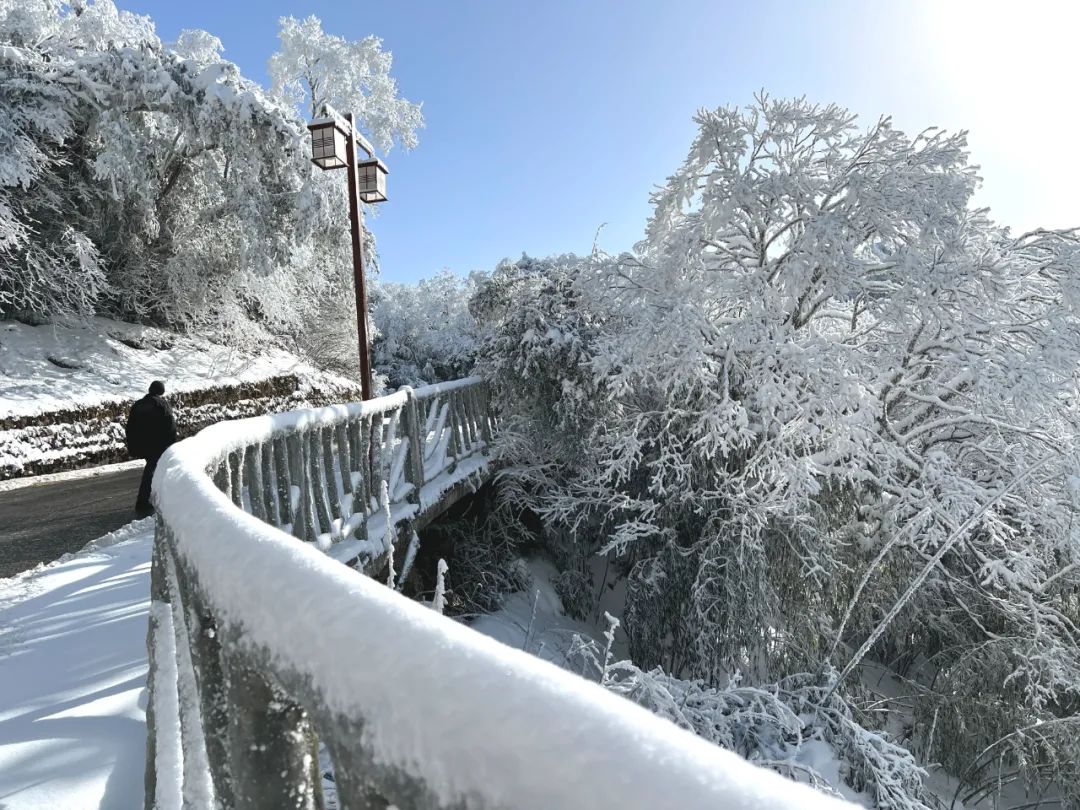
144,378,852,810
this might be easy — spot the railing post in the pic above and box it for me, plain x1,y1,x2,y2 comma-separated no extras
162,536,228,808
220,634,322,810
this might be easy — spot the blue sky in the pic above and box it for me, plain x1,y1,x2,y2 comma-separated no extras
124,0,1078,283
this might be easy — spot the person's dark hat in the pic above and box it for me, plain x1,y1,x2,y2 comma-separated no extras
149,380,165,395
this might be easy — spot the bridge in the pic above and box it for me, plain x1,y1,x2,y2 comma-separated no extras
145,377,850,809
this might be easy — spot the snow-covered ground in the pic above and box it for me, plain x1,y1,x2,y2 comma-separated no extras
0,316,335,418
470,556,624,667
0,520,153,809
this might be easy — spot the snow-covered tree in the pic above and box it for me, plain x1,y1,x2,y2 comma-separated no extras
480,95,1080,805
269,15,422,151
0,2,421,349
471,253,614,507
371,269,484,388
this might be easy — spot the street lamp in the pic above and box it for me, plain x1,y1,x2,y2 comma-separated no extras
307,105,389,400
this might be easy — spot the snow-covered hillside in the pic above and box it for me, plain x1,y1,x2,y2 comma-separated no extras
0,317,362,479
0,317,351,418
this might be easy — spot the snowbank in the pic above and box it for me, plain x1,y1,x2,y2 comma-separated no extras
470,557,610,667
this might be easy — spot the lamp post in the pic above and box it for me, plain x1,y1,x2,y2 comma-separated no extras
307,105,389,401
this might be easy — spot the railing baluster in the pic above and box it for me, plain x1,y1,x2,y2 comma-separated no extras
458,389,473,452
322,725,392,810
347,417,362,472
335,423,353,499
425,401,450,477
478,385,494,443
212,456,230,497
245,443,267,523
388,441,409,501
380,411,399,494
457,390,476,452
446,395,462,472
357,415,372,521
229,449,245,509
424,398,438,435
308,428,334,542
384,410,400,485
262,438,282,528
288,432,314,543
319,426,341,521
370,412,385,511
274,434,294,532
470,387,487,444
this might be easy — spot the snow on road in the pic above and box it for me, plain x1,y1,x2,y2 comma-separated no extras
0,520,153,809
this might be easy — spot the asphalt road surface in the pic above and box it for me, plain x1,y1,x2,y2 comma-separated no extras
0,466,145,579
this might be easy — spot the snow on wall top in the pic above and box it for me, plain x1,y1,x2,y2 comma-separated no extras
154,393,856,810
0,317,352,418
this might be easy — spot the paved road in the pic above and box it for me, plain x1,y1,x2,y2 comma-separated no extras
0,467,145,579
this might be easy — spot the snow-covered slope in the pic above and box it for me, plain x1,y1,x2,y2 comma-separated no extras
0,316,350,419
0,317,363,479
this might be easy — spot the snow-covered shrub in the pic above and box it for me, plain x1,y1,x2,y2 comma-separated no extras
292,252,388,393
568,638,930,810
294,283,363,381
370,270,484,388
551,567,593,621
471,253,618,523
418,510,532,617
479,94,1080,805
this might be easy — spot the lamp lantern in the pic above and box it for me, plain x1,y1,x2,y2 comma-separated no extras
307,118,348,170
357,157,389,203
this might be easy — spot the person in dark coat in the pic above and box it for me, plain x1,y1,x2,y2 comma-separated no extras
125,380,178,517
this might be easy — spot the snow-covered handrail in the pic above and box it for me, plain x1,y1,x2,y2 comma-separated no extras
144,379,852,809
